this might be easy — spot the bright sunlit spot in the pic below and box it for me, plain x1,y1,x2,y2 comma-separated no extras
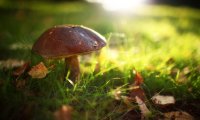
108,49,119,60
103,0,146,11
88,0,147,12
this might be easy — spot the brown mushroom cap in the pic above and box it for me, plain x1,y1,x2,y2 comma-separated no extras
32,25,106,58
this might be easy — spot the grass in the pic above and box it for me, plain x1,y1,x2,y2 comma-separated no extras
0,1,200,119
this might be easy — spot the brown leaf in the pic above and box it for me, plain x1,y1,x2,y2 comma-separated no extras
129,86,146,102
13,62,30,76
122,86,147,113
28,62,48,79
111,86,146,106
133,69,144,86
111,69,148,119
152,94,175,107
54,105,73,120
124,69,146,110
163,111,194,120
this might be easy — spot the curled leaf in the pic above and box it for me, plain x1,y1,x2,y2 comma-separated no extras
28,62,48,79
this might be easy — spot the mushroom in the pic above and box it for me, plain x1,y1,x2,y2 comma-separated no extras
32,25,106,82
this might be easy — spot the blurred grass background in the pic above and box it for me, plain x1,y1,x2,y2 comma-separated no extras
0,1,199,59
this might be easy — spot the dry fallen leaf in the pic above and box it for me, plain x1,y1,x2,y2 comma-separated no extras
130,70,151,119
152,94,175,107
133,69,144,86
129,69,146,103
135,96,151,119
129,86,146,102
163,111,194,120
54,105,73,120
111,69,150,119
121,69,147,112
13,62,30,76
28,62,48,79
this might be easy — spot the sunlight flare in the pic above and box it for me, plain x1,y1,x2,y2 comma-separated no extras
87,0,147,12
103,0,146,11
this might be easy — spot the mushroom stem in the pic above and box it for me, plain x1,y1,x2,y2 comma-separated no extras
65,56,80,82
